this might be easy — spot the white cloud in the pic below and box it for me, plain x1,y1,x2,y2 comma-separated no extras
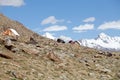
42,32,55,40
98,20,120,30
59,35,72,42
43,25,67,32
72,24,94,32
83,17,95,22
0,0,25,7
41,16,64,25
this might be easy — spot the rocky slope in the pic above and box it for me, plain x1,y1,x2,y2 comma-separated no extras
0,14,120,80
0,14,47,42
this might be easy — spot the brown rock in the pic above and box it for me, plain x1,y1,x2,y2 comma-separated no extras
0,37,4,44
22,48,40,55
46,53,62,63
4,37,12,46
94,54,102,58
0,53,13,59
117,72,120,78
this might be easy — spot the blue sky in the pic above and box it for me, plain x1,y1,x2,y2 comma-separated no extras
0,0,120,40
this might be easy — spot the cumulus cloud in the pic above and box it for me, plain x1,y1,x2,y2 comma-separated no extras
41,16,64,25
43,25,67,32
83,17,95,22
0,0,25,7
98,20,120,30
72,24,94,32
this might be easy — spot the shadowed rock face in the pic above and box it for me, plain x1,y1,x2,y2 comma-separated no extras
0,14,120,80
57,38,65,43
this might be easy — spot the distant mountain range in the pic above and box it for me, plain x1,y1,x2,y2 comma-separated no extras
78,33,120,51
43,32,120,51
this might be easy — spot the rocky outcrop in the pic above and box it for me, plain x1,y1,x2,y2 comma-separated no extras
46,53,62,63
0,53,13,59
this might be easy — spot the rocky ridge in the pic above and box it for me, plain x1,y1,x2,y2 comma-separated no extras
0,14,120,80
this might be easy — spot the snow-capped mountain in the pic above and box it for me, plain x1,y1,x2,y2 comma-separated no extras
42,32,72,42
78,33,120,51
42,32,55,40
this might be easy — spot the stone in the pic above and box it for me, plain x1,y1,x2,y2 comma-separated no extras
98,51,113,57
100,68,111,74
0,37,4,44
0,53,13,59
11,47,20,53
4,37,14,50
94,54,102,58
117,72,120,78
4,37,12,46
105,52,112,57
26,37,38,44
46,53,62,63
88,72,95,77
22,48,40,55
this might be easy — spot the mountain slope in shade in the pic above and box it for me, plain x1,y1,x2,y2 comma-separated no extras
78,33,120,51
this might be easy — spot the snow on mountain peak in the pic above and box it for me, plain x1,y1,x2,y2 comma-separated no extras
42,32,55,40
78,33,120,51
98,33,109,38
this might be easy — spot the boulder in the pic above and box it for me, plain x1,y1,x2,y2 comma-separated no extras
57,38,65,43
4,37,14,50
98,51,112,57
22,48,40,55
46,53,62,63
0,37,4,44
26,37,38,45
0,53,13,59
